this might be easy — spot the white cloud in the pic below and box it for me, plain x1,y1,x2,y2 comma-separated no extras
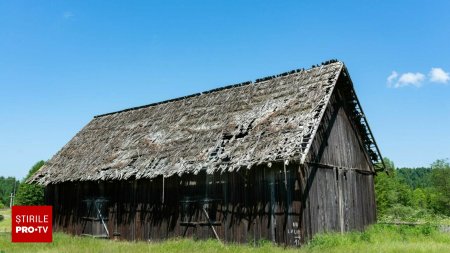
386,71,398,87
63,11,74,19
388,71,425,88
429,67,450,84
396,72,425,87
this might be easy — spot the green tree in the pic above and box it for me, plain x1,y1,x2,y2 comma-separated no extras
375,158,450,220
375,158,399,216
411,188,427,209
396,167,432,189
430,159,450,216
15,161,46,206
375,158,422,220
0,177,20,206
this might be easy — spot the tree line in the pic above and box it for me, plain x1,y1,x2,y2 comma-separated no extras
375,158,450,220
0,176,19,208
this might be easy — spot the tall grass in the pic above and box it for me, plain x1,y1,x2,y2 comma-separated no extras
1,233,294,253
0,209,11,233
0,223,449,253
304,223,450,253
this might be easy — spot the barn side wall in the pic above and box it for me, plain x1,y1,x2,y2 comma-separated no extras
45,164,306,246
300,78,377,240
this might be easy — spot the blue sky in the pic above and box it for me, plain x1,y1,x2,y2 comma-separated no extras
1,1,449,179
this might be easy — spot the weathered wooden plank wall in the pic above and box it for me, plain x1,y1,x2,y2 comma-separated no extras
299,165,376,241
299,76,377,241
46,165,304,245
46,165,375,245
307,76,374,172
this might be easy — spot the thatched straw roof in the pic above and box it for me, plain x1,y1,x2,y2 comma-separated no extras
30,61,372,185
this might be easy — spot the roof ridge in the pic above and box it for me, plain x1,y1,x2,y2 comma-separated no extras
94,59,342,118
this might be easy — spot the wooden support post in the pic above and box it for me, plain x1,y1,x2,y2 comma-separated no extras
284,161,288,192
337,168,344,234
162,176,165,204
9,192,13,208
283,161,288,244
269,169,276,243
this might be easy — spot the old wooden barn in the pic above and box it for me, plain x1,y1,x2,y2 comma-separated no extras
30,60,384,246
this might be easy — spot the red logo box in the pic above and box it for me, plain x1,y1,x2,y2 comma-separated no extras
12,206,52,243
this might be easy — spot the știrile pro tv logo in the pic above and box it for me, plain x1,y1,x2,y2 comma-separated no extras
12,206,52,243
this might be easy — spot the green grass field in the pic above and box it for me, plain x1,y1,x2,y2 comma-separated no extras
0,208,449,253
0,209,11,233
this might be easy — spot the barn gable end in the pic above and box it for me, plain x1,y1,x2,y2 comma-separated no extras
306,73,374,171
298,73,379,240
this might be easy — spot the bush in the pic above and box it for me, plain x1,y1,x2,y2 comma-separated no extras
14,161,46,206
15,183,45,206
420,223,435,236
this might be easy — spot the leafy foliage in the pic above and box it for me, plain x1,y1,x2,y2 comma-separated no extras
375,158,450,221
0,176,20,207
14,161,46,206
397,167,432,189
430,159,450,216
